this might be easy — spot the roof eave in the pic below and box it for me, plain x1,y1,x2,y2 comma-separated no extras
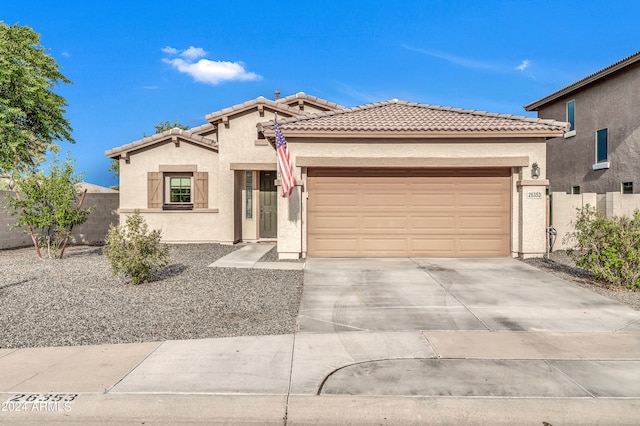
105,134,218,160
525,51,640,111
261,129,567,140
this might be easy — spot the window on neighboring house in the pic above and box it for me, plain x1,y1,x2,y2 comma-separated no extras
596,128,608,163
566,100,575,135
245,171,253,218
622,182,633,194
147,170,208,210
571,186,581,195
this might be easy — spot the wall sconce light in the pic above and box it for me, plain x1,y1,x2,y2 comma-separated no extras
531,162,540,179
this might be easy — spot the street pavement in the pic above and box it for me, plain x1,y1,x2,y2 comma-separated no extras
1,247,640,425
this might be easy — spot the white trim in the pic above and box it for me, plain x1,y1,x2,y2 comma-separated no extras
592,162,610,170
563,130,576,138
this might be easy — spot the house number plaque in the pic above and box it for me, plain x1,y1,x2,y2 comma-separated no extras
527,191,543,199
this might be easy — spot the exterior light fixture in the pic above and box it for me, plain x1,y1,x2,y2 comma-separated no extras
531,162,540,179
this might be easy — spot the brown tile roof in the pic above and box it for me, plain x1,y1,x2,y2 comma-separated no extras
260,100,569,137
205,96,308,122
277,92,346,111
525,51,640,111
204,93,345,122
105,128,218,159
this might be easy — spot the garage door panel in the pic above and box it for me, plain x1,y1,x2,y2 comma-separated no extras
362,193,407,208
307,168,511,257
310,215,360,231
459,194,509,208
361,215,408,231
310,237,359,255
458,238,510,255
410,193,456,208
459,215,509,231
410,216,456,231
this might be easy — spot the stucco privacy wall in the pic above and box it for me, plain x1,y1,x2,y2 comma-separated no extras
275,138,549,258
551,192,640,250
0,191,119,250
118,140,219,243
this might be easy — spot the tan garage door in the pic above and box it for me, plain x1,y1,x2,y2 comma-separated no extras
307,168,511,257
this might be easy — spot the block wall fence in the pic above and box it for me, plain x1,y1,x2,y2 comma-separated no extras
0,190,119,250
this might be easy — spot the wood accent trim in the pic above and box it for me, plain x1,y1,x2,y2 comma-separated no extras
147,172,162,208
159,164,197,172
297,156,529,168
229,162,277,171
194,172,208,208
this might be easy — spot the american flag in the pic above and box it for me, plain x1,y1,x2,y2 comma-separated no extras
274,118,296,198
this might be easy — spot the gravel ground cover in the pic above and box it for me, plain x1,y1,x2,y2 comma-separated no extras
0,244,303,349
522,251,640,311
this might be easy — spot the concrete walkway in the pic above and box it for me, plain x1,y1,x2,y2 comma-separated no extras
1,257,640,424
208,243,304,270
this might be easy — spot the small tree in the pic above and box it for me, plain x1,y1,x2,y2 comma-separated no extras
0,22,74,175
103,211,169,284
5,156,94,258
565,205,640,289
153,120,188,134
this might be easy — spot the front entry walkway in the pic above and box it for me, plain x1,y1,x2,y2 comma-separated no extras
208,243,304,270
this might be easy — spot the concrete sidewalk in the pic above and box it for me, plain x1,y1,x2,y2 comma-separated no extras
1,256,640,424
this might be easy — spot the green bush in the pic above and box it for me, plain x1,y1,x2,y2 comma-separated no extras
103,211,170,284
565,205,640,290
5,156,94,258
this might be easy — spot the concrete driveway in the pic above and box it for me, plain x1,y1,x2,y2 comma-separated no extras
300,257,640,333
4,255,640,424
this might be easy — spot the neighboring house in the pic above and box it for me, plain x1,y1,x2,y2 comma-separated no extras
525,51,640,195
106,93,568,259
77,182,119,193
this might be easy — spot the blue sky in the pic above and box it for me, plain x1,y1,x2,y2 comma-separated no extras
3,1,639,187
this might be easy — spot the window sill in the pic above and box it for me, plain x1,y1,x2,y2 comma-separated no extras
163,204,194,211
564,130,576,138
592,162,610,170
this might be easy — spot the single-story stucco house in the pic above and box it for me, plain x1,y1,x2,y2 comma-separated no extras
106,92,569,259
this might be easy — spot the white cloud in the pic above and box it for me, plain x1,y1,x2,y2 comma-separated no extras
162,46,261,85
143,85,159,90
516,60,531,71
402,44,497,71
61,51,70,58
162,46,179,54
180,46,207,60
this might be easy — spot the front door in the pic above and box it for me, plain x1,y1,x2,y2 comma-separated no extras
259,171,277,238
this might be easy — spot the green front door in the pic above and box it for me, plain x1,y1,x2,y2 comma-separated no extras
259,171,277,238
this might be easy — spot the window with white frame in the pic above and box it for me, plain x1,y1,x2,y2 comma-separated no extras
571,186,581,195
565,100,575,136
622,182,633,194
596,128,608,163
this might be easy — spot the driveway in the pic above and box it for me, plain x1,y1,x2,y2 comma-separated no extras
300,257,640,333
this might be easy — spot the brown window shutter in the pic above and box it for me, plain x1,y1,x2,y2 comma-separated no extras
194,172,208,208
148,172,162,208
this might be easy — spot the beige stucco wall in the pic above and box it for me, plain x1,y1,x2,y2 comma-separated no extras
118,140,220,243
215,111,279,244
275,137,549,259
551,192,640,250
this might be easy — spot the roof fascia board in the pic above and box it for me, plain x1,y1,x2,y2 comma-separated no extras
261,130,566,139
525,53,640,111
297,156,529,168
105,135,218,159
